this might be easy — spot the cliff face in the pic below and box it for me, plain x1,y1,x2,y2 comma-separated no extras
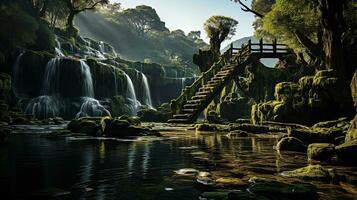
8,31,194,119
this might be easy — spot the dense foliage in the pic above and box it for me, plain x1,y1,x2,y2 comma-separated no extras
75,6,208,68
204,16,238,55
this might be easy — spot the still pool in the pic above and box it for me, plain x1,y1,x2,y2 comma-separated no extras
0,124,356,200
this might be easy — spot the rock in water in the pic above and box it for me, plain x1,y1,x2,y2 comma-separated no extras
276,137,307,152
281,165,335,182
307,143,335,162
248,179,319,200
335,140,357,165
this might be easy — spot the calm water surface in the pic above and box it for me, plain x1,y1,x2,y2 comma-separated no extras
0,124,356,200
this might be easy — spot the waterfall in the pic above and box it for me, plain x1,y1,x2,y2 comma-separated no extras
25,95,61,119
124,73,141,115
181,77,187,90
55,35,64,56
141,73,153,109
79,60,95,98
42,58,61,95
12,52,25,98
99,41,105,53
76,97,111,118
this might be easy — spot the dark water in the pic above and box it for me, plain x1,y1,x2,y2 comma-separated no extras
1,125,357,200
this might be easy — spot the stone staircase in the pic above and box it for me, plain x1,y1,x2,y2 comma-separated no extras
168,39,289,124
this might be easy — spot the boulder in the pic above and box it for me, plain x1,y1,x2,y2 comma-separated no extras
67,117,105,136
103,117,159,138
227,191,269,200
276,137,307,152
226,130,250,138
138,103,172,122
248,180,319,200
307,143,335,162
195,123,218,132
281,165,335,182
335,140,357,164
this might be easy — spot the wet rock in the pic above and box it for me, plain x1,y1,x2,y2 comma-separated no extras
248,179,319,200
227,191,268,200
226,130,250,138
215,177,248,189
345,115,357,142
335,140,357,165
199,191,230,200
276,137,307,152
288,125,347,145
307,143,335,162
229,123,286,134
281,164,335,182
174,168,199,176
103,118,158,138
196,123,218,132
138,103,172,122
67,117,105,136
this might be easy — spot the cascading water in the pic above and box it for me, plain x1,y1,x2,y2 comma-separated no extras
12,52,25,98
124,73,141,115
141,73,153,109
79,60,95,98
25,95,61,119
54,35,64,57
76,97,111,118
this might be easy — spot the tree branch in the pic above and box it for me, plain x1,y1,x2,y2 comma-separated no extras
235,0,264,18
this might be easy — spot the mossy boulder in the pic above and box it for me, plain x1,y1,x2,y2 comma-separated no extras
251,70,354,125
281,165,335,182
307,143,335,162
67,117,107,136
103,117,159,138
138,103,172,122
276,137,307,152
335,140,357,164
0,73,11,100
195,123,218,132
248,180,319,200
217,97,253,122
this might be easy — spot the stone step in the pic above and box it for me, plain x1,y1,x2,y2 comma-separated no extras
205,83,219,88
167,118,191,124
184,104,200,109
195,91,211,96
207,80,221,85
199,87,214,92
173,114,192,119
187,99,204,104
191,95,206,100
182,109,196,113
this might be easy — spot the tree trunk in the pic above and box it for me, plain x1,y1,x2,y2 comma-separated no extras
67,12,75,29
319,0,346,78
210,36,221,56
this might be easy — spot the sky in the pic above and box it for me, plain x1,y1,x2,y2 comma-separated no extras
111,0,255,48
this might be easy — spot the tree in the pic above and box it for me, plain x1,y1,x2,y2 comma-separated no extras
116,5,168,36
234,0,357,80
61,0,109,29
188,31,201,40
204,16,238,55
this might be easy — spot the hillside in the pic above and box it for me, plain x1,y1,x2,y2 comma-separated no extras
75,9,208,69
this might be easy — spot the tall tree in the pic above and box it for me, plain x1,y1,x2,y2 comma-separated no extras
116,5,168,36
62,0,109,29
204,16,238,55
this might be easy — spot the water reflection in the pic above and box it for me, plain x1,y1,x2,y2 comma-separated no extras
0,128,356,199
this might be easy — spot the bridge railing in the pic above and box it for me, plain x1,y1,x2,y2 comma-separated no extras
225,39,289,60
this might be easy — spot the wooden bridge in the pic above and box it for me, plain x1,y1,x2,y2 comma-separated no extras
168,39,290,124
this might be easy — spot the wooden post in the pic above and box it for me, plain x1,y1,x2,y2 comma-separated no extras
230,42,233,59
260,38,263,53
273,38,277,54
248,39,251,52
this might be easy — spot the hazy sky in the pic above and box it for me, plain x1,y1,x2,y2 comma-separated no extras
111,0,255,48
